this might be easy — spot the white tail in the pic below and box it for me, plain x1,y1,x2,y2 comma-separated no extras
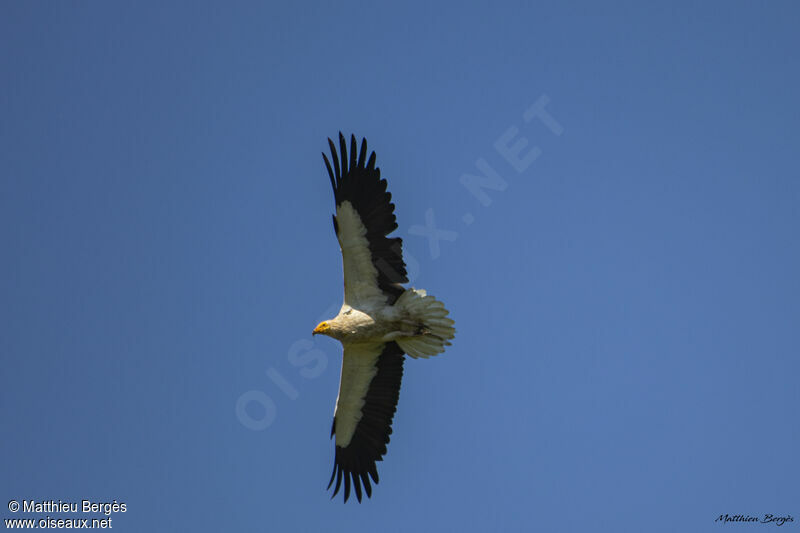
394,289,456,359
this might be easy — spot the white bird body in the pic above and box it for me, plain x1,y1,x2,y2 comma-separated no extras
323,295,452,346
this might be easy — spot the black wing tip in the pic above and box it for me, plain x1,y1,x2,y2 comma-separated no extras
327,138,341,184
325,133,370,198
335,131,361,145
337,133,365,178
339,134,348,176
327,452,375,504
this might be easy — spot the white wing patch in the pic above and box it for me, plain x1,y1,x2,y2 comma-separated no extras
336,201,386,309
333,342,384,447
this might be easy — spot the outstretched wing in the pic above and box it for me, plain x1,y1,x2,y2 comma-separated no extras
328,341,405,503
323,133,408,307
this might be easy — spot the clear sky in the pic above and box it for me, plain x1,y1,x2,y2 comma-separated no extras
2,2,798,532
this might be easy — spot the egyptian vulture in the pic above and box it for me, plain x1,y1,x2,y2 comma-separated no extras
313,133,456,503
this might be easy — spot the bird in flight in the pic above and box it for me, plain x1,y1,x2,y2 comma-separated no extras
313,133,456,503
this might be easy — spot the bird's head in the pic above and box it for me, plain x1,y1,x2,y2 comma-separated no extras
313,321,331,336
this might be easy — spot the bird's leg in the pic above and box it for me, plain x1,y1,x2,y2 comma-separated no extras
401,318,432,336
380,320,433,342
404,319,444,341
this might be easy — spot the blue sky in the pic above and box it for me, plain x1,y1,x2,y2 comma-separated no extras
2,2,798,532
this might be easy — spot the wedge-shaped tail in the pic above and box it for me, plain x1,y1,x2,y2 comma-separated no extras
394,289,456,359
